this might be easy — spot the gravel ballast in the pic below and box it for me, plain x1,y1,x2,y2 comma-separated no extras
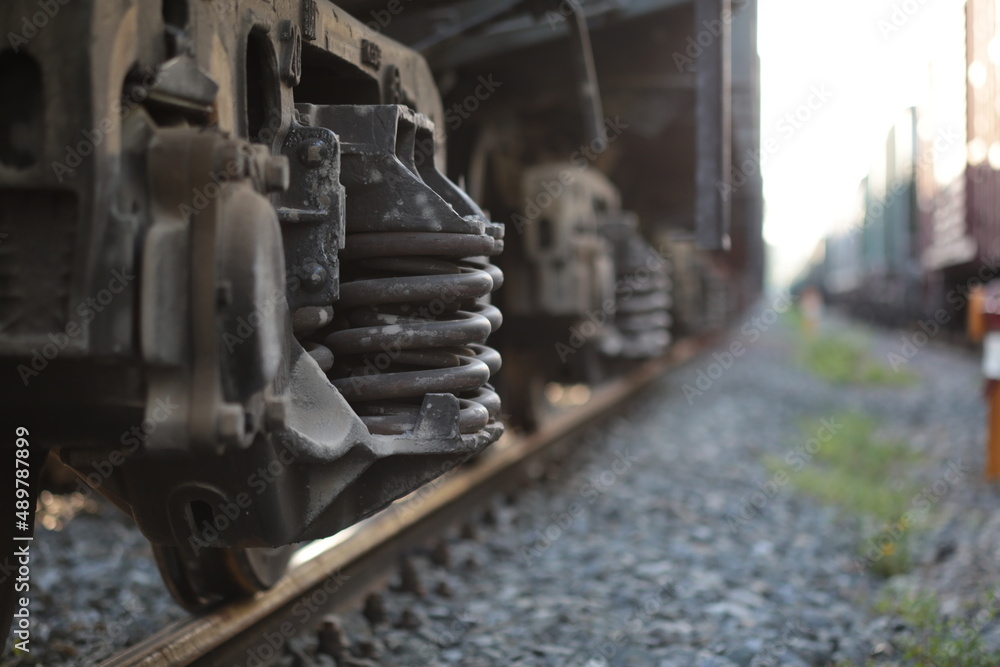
10,306,1000,665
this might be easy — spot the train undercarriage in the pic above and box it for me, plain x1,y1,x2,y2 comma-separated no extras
0,0,761,644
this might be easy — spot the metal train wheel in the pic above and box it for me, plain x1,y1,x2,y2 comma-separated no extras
152,544,296,612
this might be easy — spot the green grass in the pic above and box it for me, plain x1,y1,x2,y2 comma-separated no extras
769,413,925,577
796,331,918,387
873,589,1000,665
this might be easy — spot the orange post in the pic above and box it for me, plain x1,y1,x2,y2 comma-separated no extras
990,386,1000,481
969,284,1000,482
968,285,985,342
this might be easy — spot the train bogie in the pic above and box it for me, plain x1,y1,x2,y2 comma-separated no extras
0,0,762,643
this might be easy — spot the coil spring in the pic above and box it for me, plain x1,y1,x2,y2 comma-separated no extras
601,214,671,358
301,232,503,436
615,248,671,355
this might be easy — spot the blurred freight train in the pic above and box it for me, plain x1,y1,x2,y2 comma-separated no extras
0,0,762,643
807,0,999,327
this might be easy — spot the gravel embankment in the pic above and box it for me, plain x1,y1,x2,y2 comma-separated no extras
10,306,1000,665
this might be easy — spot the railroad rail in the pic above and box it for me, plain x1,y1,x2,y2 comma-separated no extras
100,337,710,667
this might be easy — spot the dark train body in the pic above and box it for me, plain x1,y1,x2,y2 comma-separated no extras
813,0,999,328
0,0,761,639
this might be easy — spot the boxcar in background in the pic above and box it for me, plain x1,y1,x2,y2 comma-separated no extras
817,0,998,328
818,109,922,324
958,0,1000,285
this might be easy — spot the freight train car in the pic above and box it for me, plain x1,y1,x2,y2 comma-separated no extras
819,108,923,324
0,0,762,644
926,0,1000,310
818,0,996,328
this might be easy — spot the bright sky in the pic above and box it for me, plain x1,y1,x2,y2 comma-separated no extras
758,0,967,285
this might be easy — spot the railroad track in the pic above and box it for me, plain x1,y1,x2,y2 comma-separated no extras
100,336,710,667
